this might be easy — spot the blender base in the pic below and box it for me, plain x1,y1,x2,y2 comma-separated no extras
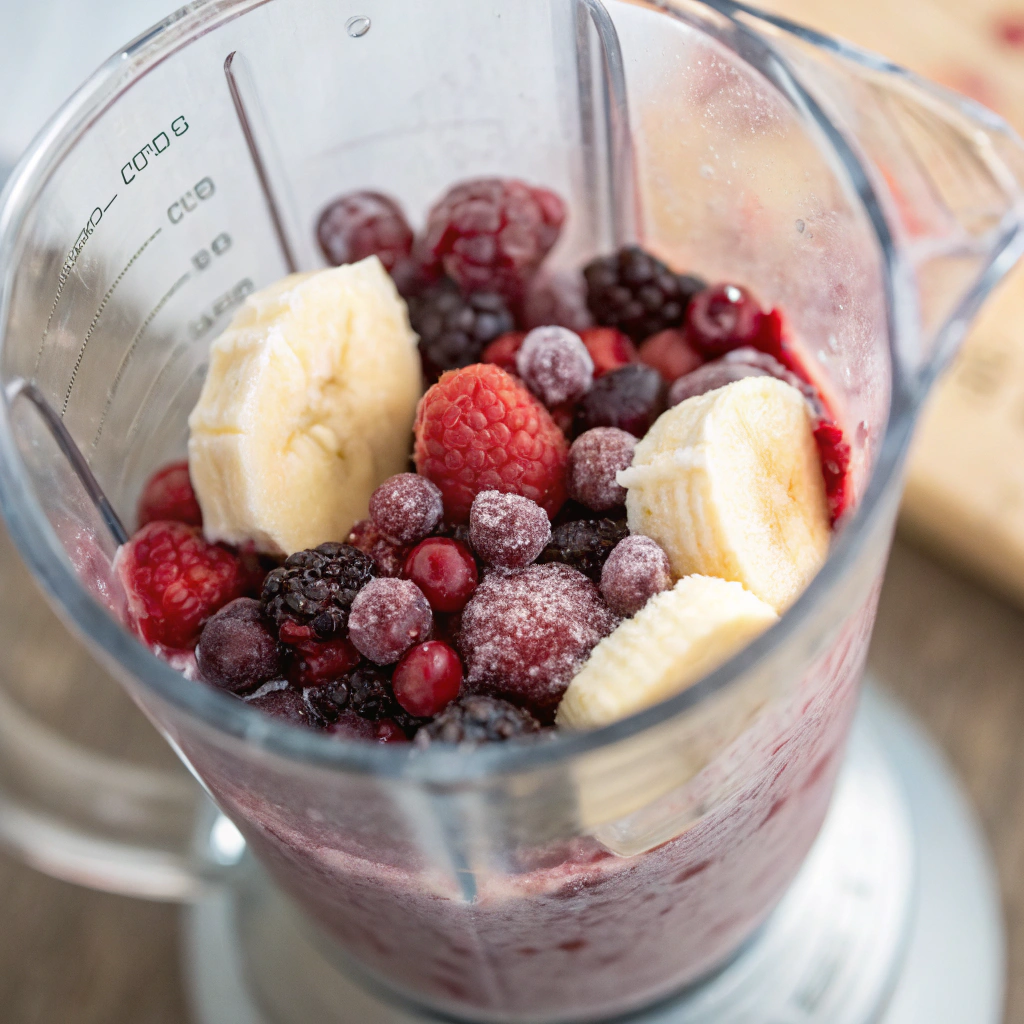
182,684,1003,1024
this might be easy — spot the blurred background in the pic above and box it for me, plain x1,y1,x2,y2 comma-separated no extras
2,0,1024,1022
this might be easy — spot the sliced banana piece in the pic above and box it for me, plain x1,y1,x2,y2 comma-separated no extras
556,575,777,730
618,375,829,612
188,258,421,555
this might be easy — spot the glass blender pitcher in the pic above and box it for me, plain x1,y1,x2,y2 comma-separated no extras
0,1,1021,1022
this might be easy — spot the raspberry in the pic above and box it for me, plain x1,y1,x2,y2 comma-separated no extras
347,519,409,578
459,563,617,719
418,178,566,303
584,246,704,341
403,537,479,612
348,578,433,665
481,331,526,374
315,191,413,272
567,428,636,512
392,641,463,718
667,358,772,407
286,636,360,689
119,521,246,649
469,490,551,569
637,328,704,384
685,283,767,357
580,327,638,379
416,695,543,746
814,420,851,526
516,326,594,407
523,271,594,333
414,364,569,523
137,461,202,529
538,518,629,581
369,473,444,546
600,536,672,616
197,598,282,694
261,543,376,640
578,364,666,438
410,279,515,379
244,685,313,727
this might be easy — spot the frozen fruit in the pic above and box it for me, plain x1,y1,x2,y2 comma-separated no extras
637,328,703,384
469,490,551,569
413,363,569,522
584,246,704,341
418,178,566,302
813,420,851,525
667,358,772,407
261,542,376,640
685,283,768,357
326,710,408,743
306,662,403,724
417,695,543,746
137,461,203,529
409,278,515,378
287,635,360,689
481,331,526,374
244,685,313,726
566,428,636,512
369,473,444,546
580,327,638,379
348,577,433,665
197,597,281,694
402,537,479,613
515,326,594,407
346,518,409,578
723,348,825,415
539,518,629,581
619,377,830,612
557,576,777,729
578,364,665,438
523,271,594,333
316,191,414,272
458,562,617,719
119,521,246,649
599,536,672,617
392,641,463,718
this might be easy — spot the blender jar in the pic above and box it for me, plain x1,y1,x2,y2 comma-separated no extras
0,1,1022,1022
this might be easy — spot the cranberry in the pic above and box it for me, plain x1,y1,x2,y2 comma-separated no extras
137,461,203,529
578,364,666,438
685,284,766,357
403,537,478,612
348,577,433,665
244,686,313,726
469,491,551,569
326,710,408,743
567,428,636,512
197,598,281,694
580,327,638,378
600,536,672,616
315,191,413,272
515,326,594,406
369,473,444,546
287,636,360,689
638,328,704,383
392,641,463,718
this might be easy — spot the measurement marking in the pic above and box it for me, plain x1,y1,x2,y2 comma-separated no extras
62,228,161,417
223,51,298,273
92,270,191,452
103,194,118,213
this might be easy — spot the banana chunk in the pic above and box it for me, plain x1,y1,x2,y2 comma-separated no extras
557,575,777,730
188,258,421,555
618,376,829,612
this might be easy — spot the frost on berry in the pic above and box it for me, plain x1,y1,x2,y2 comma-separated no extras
244,685,313,727
315,191,413,272
369,473,443,546
137,461,202,529
416,694,544,745
469,490,551,569
567,428,636,512
667,358,772,407
197,597,282,694
600,535,672,617
515,326,594,407
347,519,409,578
348,577,433,665
458,563,617,720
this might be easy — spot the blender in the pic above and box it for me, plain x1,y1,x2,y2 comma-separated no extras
0,1,1017,1021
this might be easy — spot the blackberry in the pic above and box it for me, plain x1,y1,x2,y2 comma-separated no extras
416,695,543,745
583,246,704,342
409,279,515,379
538,518,629,582
261,543,376,640
307,663,419,733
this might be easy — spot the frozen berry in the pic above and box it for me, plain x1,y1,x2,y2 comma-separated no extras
244,685,313,727
410,278,515,377
814,420,851,526
414,363,569,522
685,284,767,357
600,536,672,616
418,178,566,302
316,191,413,272
580,327,638,378
459,562,617,719
327,710,408,743
584,246,704,341
392,641,463,717
261,543,376,641
515,326,594,407
539,518,629,581
638,328,704,384
403,537,478,613
469,491,551,569
482,331,526,374
416,695,543,746
567,428,636,512
369,473,444,546
197,598,281,694
348,578,433,665
119,521,246,649
723,348,825,414
579,364,665,438
667,358,772,407
287,636,360,689
347,519,409,578
137,461,203,529
523,270,594,333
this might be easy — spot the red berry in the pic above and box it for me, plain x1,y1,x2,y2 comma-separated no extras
413,363,569,522
287,636,360,689
580,327,638,378
685,284,766,357
600,536,672,616
567,428,636,512
316,191,413,272
119,521,246,649
392,641,463,717
197,598,281,694
279,619,315,644
245,686,314,726
667,359,772,407
813,420,852,526
579,364,666,438
369,473,444,546
326,710,408,743
417,178,566,302
637,328,704,383
403,537,478,612
523,271,594,334
348,578,433,665
347,518,409,578
516,326,594,407
137,461,202,529
482,331,526,374
469,491,551,569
